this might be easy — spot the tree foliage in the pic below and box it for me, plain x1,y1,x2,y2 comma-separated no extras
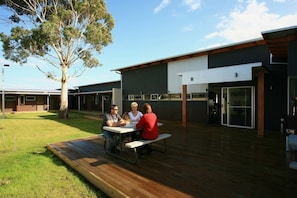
0,0,114,118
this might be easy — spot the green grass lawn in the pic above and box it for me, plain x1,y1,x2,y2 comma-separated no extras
0,111,107,198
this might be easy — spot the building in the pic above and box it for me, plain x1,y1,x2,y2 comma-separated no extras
2,26,296,135
0,89,60,112
68,81,121,114
113,26,297,134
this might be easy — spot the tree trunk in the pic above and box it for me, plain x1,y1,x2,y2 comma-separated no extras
59,66,69,119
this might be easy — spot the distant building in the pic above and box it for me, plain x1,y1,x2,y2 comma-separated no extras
1,89,60,112
68,80,121,114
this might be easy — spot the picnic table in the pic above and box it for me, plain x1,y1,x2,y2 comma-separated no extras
102,122,171,164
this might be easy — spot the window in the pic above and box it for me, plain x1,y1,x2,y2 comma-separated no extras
143,94,150,100
5,96,16,101
95,95,98,105
270,53,287,64
20,96,25,105
186,94,191,100
103,95,109,100
150,94,159,101
134,94,143,100
26,96,36,101
159,94,169,100
128,95,134,101
169,93,181,100
191,93,208,101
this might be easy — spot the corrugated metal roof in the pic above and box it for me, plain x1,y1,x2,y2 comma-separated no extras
68,90,112,95
4,89,61,95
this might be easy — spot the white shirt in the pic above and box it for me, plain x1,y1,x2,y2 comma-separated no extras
128,111,143,122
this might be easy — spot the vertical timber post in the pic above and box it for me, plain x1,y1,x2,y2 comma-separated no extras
182,84,187,127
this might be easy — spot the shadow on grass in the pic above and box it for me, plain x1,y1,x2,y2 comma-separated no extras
39,111,102,135
32,147,109,198
5,111,101,135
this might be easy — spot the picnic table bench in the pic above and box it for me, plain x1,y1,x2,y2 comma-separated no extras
285,116,297,170
102,124,171,164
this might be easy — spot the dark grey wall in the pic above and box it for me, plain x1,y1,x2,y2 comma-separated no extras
79,81,121,92
122,64,167,97
288,40,297,76
263,67,287,131
209,45,270,68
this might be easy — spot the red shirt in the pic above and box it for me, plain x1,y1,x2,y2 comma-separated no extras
136,112,159,140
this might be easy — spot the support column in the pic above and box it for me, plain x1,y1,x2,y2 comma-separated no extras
254,69,265,136
182,84,187,127
16,95,20,112
47,96,50,111
78,95,81,111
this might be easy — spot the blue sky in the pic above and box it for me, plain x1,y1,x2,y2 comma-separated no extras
0,0,296,90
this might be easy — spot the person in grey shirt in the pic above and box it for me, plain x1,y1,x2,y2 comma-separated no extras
101,104,125,153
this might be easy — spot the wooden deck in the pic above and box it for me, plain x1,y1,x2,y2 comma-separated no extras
47,121,297,198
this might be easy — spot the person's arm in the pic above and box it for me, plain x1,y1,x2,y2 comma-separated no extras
106,120,115,126
136,116,145,130
106,114,125,127
118,115,126,126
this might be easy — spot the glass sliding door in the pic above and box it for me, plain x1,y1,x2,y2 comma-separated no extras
221,86,255,128
288,77,297,116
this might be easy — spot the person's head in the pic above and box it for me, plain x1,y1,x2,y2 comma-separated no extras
142,103,152,114
122,112,130,121
131,102,138,112
110,104,119,115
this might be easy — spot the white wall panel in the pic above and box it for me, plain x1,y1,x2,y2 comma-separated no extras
180,62,262,85
168,56,208,93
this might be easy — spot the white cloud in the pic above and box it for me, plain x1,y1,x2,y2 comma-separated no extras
182,0,201,11
154,0,171,13
206,0,297,43
205,32,218,40
183,24,194,32
154,0,201,13
273,0,286,2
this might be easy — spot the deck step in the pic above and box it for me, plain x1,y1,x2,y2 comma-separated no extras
289,161,297,170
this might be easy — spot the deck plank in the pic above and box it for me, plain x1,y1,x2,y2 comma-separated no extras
47,121,297,198
48,137,192,198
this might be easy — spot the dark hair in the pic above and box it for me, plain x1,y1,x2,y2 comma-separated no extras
142,103,152,113
110,104,118,110
122,112,130,120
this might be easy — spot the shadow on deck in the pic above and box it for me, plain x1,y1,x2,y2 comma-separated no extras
47,121,297,198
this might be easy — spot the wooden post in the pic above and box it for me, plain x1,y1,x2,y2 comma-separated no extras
182,84,187,127
254,70,265,137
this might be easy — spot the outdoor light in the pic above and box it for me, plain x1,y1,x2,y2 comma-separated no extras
2,64,10,119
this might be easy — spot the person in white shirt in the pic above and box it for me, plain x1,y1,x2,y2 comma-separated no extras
128,102,143,123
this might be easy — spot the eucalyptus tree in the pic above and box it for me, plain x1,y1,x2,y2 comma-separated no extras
0,0,114,118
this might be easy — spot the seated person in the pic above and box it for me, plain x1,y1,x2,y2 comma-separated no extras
122,112,131,126
135,103,159,155
128,102,143,123
101,105,125,153
122,112,133,142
